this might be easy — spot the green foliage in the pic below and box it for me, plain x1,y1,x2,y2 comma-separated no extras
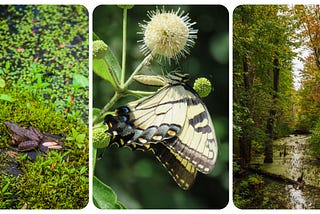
233,5,296,161
233,161,241,175
0,173,19,208
251,140,264,154
93,176,126,209
295,56,320,131
234,174,264,208
93,40,121,90
309,119,320,158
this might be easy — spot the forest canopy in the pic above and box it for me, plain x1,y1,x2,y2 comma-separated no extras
233,4,320,164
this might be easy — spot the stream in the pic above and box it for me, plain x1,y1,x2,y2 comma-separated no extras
250,134,320,209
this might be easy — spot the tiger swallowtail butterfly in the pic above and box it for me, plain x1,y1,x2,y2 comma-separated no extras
104,71,218,190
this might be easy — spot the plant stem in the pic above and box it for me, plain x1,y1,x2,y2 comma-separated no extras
92,147,97,170
123,54,152,89
93,92,121,125
94,54,152,125
102,55,121,90
121,8,128,86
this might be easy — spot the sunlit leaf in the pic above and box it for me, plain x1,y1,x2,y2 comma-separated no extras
93,41,121,89
73,73,89,88
0,77,5,88
93,176,126,209
0,94,15,102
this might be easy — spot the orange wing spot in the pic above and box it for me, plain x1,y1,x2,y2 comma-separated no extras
129,114,135,120
133,121,146,130
167,130,177,136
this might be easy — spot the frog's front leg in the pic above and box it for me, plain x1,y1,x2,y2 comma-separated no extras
17,141,39,151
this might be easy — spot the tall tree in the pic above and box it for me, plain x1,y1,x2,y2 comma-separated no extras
296,56,320,130
293,5,320,130
233,5,295,165
294,5,320,71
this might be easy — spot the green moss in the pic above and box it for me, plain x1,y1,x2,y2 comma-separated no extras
0,88,88,209
0,172,19,208
16,151,88,209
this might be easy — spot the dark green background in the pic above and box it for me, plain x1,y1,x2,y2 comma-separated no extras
93,5,229,208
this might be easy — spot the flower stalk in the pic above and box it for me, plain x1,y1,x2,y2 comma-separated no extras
121,8,128,85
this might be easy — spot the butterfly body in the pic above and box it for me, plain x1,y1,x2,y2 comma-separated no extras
105,72,218,190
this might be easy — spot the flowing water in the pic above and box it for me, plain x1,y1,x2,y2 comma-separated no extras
251,134,320,209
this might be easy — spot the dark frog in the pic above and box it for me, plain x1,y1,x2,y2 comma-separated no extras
4,121,64,152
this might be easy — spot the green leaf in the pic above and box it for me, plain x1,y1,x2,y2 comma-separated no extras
76,133,86,143
93,32,100,41
92,146,97,170
93,40,121,89
2,180,10,193
80,166,88,175
93,176,126,209
93,108,101,122
0,77,5,88
73,73,89,88
5,61,10,70
0,94,15,102
114,201,126,209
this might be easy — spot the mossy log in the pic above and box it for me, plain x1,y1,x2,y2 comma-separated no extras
248,165,308,189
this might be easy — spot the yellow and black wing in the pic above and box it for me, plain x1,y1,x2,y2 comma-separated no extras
164,90,218,174
152,142,197,190
104,72,218,189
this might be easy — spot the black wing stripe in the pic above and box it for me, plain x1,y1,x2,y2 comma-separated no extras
166,137,216,173
152,143,197,190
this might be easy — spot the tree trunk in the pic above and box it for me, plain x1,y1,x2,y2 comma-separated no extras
264,57,280,163
239,128,251,165
239,57,254,165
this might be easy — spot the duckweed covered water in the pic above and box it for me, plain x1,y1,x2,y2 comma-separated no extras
250,134,320,209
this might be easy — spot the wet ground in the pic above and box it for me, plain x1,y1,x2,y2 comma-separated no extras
250,134,320,209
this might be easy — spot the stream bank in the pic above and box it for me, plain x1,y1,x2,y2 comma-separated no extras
235,134,320,209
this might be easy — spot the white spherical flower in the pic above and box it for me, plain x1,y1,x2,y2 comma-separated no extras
138,8,198,62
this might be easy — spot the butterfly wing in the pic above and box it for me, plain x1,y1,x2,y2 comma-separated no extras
107,140,197,190
151,142,197,190
108,85,191,145
165,92,218,174
104,81,218,189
